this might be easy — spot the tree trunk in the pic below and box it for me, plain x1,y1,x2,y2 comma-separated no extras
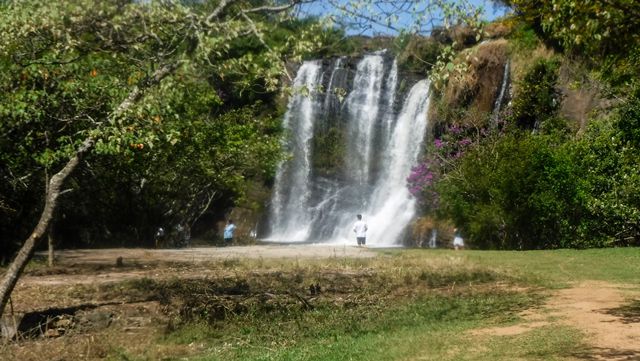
47,230,55,268
0,138,93,318
44,163,55,268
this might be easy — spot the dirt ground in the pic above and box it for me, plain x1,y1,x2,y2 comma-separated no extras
40,243,378,265
7,245,377,310
472,281,640,360
20,245,376,284
2,246,640,360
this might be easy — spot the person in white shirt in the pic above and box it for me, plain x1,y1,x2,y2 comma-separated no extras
453,228,465,250
353,214,368,247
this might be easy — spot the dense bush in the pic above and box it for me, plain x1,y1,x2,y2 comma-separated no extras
570,87,640,246
426,86,640,249
435,130,586,249
511,58,561,129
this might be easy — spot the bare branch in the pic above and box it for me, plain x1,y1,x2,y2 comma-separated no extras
243,0,306,14
240,11,292,82
327,0,401,33
206,0,234,24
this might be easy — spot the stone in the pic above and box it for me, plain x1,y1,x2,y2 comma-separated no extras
44,328,60,338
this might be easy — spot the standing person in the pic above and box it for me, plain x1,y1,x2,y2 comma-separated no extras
180,223,191,248
353,214,368,247
154,227,165,248
223,219,236,246
453,228,465,250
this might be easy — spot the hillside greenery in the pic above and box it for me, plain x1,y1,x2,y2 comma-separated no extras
411,1,640,249
1,0,639,258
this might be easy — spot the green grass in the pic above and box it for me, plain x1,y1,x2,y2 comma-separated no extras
101,247,640,360
170,291,547,361
401,248,640,287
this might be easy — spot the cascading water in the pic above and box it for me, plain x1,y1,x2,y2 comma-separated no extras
269,61,323,241
266,53,431,246
491,60,510,125
360,79,431,245
345,54,385,185
429,229,437,248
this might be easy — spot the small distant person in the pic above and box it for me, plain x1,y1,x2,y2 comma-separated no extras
453,228,464,250
174,224,185,248
353,214,368,247
154,227,165,248
180,223,191,248
223,219,236,246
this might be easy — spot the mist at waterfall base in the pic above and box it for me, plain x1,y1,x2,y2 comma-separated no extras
264,53,431,247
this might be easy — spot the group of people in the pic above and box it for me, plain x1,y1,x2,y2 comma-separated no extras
154,223,190,248
351,214,464,249
158,215,463,249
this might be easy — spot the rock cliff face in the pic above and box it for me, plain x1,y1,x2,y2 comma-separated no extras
429,39,511,136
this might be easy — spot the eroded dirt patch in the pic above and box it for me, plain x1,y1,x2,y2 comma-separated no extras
472,281,640,360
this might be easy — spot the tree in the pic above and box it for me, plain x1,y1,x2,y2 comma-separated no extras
435,130,588,249
0,0,322,319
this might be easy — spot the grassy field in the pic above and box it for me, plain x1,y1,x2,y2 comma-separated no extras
4,247,640,361
151,248,639,360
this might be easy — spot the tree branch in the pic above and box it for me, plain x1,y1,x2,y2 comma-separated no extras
0,137,93,318
240,11,293,82
206,0,234,25
243,0,306,14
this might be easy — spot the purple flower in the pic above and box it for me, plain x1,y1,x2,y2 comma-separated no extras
434,138,444,148
449,125,462,134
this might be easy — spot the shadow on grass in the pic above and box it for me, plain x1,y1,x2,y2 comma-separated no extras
571,347,640,360
603,299,640,324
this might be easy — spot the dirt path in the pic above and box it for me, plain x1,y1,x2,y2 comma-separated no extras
20,245,376,285
474,281,640,360
549,282,640,360
40,244,378,264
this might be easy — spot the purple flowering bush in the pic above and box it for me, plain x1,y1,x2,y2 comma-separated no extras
408,120,502,210
433,123,486,166
407,160,439,209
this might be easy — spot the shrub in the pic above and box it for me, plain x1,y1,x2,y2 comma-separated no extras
436,131,587,249
510,58,561,129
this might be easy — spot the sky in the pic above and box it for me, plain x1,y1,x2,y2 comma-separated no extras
297,0,511,36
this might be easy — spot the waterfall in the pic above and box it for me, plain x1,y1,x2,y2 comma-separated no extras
429,229,437,248
323,57,346,116
491,60,510,124
269,61,323,242
362,80,431,245
382,60,399,143
345,54,385,185
266,54,431,246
